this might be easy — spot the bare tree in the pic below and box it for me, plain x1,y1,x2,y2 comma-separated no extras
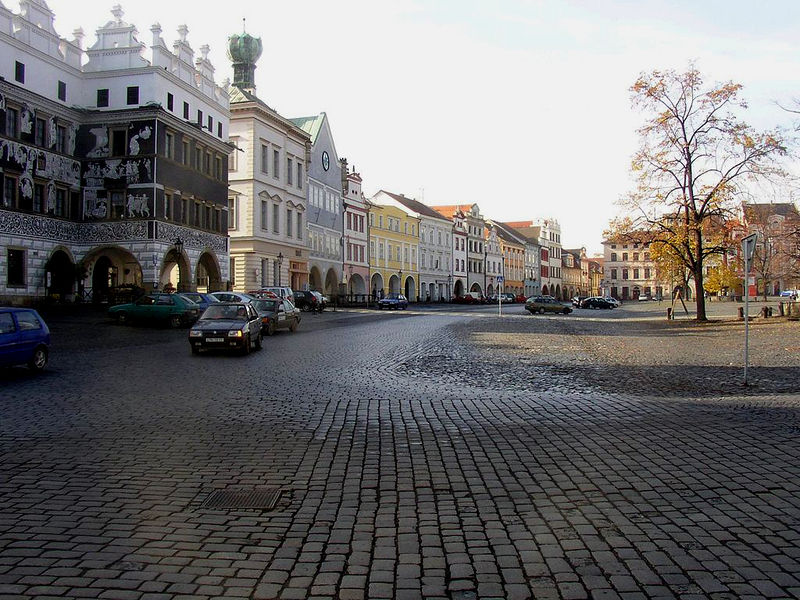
610,66,788,320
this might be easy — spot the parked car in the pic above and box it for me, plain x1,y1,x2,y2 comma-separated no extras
108,293,200,327
452,295,475,304
188,302,263,354
260,286,294,300
525,295,572,315
312,291,329,310
247,289,280,300
779,289,799,300
0,308,50,372
209,291,256,304
251,297,302,335
293,290,321,312
499,293,516,303
178,292,219,315
467,291,486,304
378,292,409,310
580,296,615,309
514,294,527,303
572,296,587,307
603,296,621,307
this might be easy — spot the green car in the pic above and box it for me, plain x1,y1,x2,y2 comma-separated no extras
108,293,200,328
525,295,573,315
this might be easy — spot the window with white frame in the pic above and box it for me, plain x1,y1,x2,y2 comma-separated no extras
228,196,238,230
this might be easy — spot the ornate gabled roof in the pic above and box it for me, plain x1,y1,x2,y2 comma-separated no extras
229,86,310,139
488,220,526,246
289,114,325,143
378,191,451,222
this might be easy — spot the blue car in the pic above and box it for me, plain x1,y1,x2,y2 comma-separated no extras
0,308,51,372
178,292,219,315
377,293,409,310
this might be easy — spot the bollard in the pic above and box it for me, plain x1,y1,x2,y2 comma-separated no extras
666,307,672,320
760,306,769,318
737,306,744,320
779,302,785,317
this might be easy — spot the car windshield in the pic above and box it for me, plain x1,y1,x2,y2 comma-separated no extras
386,293,401,299
201,304,248,320
252,299,278,312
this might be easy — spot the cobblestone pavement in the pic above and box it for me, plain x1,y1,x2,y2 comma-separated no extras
1,305,799,599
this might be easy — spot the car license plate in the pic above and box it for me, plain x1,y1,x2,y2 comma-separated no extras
206,337,224,343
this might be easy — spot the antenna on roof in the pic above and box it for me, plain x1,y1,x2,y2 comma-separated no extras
242,17,246,33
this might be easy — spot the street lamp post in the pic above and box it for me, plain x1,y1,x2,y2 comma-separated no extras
277,252,283,287
398,269,402,295
447,274,452,301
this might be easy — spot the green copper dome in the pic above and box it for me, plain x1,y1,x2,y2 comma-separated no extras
227,32,262,64
227,31,262,90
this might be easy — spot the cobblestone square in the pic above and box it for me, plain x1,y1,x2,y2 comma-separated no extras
1,304,799,599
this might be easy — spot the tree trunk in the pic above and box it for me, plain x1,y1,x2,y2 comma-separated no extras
693,227,707,321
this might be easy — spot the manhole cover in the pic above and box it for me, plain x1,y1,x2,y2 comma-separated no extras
201,488,283,510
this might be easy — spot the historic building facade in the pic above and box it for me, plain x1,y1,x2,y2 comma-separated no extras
226,31,310,293
342,164,369,299
483,225,503,297
432,204,485,295
290,113,343,296
373,190,452,302
602,239,667,300
368,200,419,300
451,209,467,299
1,4,230,304
489,221,526,297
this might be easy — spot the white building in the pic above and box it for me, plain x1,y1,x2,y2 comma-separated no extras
226,30,310,293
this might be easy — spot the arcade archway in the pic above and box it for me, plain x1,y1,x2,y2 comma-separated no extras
160,244,191,292
309,266,323,291
404,276,415,301
83,246,143,303
370,273,384,297
45,248,75,300
324,268,339,296
196,251,222,292
349,273,366,295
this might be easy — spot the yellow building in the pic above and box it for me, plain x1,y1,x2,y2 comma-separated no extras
368,200,420,301
490,221,527,297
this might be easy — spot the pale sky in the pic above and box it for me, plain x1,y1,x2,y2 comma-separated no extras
35,0,800,254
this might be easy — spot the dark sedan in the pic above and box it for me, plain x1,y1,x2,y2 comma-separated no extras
378,293,408,310
580,296,616,309
251,298,301,335
292,290,320,312
188,302,263,354
0,308,50,372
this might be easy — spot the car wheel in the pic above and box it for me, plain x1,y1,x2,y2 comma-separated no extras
538,307,546,315
266,321,275,336
191,345,200,355
28,346,48,371
242,334,251,355
301,304,310,312
169,315,181,329
254,332,263,350
116,312,128,325
289,320,298,332
563,308,570,315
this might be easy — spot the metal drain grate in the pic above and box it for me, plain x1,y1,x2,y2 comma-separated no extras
201,487,283,510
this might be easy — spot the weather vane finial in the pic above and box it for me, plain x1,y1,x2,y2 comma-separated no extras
242,17,246,33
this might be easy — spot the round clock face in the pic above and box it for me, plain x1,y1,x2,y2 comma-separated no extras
322,151,330,171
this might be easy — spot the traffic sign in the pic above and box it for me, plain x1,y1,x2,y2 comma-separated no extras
497,276,504,283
